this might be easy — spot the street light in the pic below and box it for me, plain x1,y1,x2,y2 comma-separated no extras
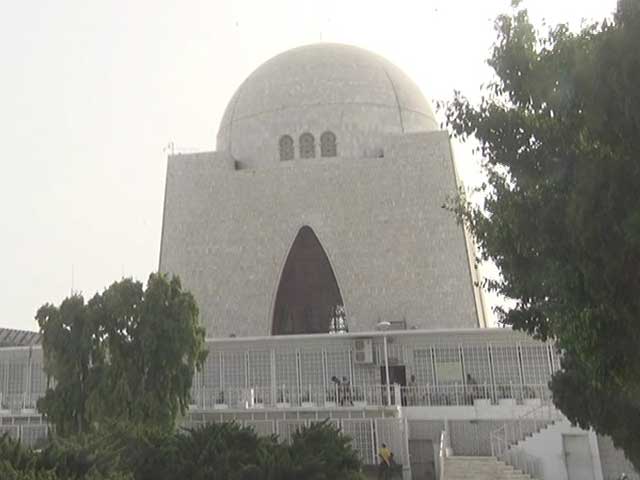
376,321,392,406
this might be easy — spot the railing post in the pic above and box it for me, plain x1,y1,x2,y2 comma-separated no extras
518,418,523,443
489,433,498,458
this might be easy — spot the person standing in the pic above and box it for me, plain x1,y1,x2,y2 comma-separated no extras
331,376,342,405
466,373,479,403
378,443,392,479
342,376,353,406
407,374,418,406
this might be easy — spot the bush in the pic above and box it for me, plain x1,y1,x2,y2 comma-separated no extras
0,421,364,480
289,420,363,479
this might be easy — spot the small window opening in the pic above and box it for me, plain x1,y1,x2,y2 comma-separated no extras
279,135,294,161
320,131,337,157
299,133,316,159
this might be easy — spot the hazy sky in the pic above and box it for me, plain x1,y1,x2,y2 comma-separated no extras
1,0,616,331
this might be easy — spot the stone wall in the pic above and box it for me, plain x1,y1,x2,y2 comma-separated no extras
159,130,478,337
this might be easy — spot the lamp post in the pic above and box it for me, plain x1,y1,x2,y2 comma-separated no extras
376,321,392,406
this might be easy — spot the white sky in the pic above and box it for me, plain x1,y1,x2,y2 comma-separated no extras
0,0,616,331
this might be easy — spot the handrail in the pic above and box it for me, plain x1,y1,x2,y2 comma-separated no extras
438,429,452,480
490,403,562,479
504,448,543,479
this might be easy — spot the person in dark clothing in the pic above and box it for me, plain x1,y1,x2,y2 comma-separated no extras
342,376,353,406
331,376,341,404
466,373,481,403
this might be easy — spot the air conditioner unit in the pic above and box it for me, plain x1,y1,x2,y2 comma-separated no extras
354,338,374,364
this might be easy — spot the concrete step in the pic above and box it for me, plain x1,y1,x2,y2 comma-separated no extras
443,456,532,480
508,419,559,450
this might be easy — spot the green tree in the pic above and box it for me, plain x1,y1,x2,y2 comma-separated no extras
36,273,207,435
88,274,207,429
36,296,101,436
444,0,640,468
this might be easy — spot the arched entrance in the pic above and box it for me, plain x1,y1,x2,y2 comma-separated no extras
272,226,344,335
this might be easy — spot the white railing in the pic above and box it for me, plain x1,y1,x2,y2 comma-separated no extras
193,384,385,409
401,383,551,407
188,383,553,410
490,403,563,479
0,392,41,414
6,381,550,413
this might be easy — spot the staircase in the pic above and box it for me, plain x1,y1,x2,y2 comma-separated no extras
443,456,533,480
489,404,563,479
491,408,560,454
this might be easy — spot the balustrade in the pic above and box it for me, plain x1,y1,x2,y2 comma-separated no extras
185,382,552,410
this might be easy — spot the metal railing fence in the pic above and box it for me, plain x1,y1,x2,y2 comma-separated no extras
186,382,552,410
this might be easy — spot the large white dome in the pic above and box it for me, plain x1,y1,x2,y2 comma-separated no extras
216,43,437,167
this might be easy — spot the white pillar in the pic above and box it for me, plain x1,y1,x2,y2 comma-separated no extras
383,335,391,405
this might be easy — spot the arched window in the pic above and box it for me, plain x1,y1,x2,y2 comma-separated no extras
299,133,315,159
320,131,337,157
279,135,294,161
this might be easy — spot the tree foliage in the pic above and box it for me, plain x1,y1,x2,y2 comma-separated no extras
550,355,640,469
444,0,640,468
154,420,363,480
288,420,363,479
0,421,364,480
36,273,207,435
35,296,98,436
0,433,132,480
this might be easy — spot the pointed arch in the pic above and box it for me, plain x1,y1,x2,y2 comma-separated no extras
272,226,344,335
